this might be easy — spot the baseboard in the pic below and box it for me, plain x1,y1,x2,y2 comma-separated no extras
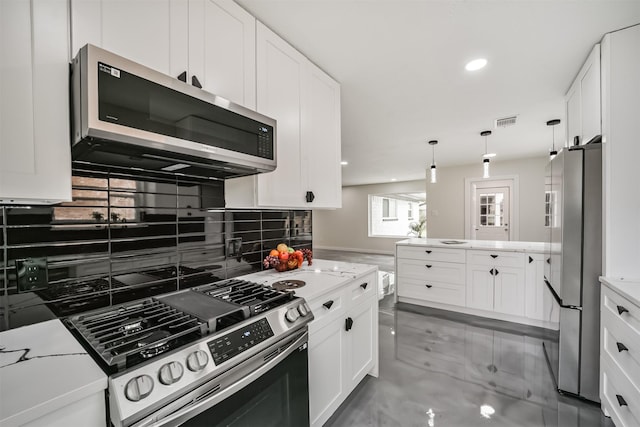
313,245,395,256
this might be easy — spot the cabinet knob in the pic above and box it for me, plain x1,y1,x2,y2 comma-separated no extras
323,300,334,310
425,250,432,254
490,254,498,259
616,342,629,352
494,269,499,276
305,191,315,203
529,256,533,264
425,284,433,289
425,264,432,269
617,305,629,316
546,258,551,264
177,71,187,82
360,283,368,290
191,75,202,88
489,268,495,276
345,317,354,332
616,394,628,407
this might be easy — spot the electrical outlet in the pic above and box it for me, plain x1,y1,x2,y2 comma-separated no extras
16,258,48,293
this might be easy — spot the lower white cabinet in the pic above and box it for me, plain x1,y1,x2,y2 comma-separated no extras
308,272,378,427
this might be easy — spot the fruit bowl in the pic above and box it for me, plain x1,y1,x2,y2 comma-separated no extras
263,244,312,272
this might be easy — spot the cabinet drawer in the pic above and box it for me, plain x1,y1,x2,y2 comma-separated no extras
309,290,345,331
602,356,640,427
398,259,465,285
350,272,376,302
397,276,465,307
397,246,465,263
603,287,640,338
467,250,525,268
603,318,640,390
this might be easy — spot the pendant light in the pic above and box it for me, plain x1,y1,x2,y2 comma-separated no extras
428,140,438,183
481,130,492,178
547,119,561,159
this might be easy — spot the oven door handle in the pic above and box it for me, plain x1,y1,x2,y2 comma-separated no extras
133,331,308,427
544,278,582,310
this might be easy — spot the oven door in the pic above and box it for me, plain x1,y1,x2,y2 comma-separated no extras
133,329,309,427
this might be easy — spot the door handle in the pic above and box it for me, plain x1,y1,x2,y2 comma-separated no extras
616,394,628,407
191,75,202,88
617,305,629,315
345,317,354,332
360,283,368,290
323,300,334,310
616,342,629,352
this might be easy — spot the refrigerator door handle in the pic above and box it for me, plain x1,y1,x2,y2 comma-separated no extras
544,279,583,310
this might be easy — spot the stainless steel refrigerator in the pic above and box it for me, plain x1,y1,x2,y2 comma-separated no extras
543,142,602,403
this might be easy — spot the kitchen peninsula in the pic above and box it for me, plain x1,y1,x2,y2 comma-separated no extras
396,238,556,328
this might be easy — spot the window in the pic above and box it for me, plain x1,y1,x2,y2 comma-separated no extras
545,191,557,227
479,192,504,227
382,198,397,220
369,193,426,238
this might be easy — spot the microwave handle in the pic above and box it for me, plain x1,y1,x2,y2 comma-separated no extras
192,75,203,89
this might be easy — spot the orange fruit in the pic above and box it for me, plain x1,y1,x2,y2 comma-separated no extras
269,249,279,257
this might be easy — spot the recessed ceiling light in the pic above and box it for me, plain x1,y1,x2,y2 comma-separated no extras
341,161,349,166
465,58,487,71
482,153,497,158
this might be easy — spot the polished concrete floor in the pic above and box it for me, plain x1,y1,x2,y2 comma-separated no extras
315,249,613,427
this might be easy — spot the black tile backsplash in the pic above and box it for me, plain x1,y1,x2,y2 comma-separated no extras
0,171,312,331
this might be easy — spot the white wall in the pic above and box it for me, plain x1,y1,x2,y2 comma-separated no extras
313,179,426,254
313,155,548,254
426,155,548,242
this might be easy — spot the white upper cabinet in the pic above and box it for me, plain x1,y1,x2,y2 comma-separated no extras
565,44,601,146
70,0,255,108
0,0,72,204
188,0,256,108
225,22,342,209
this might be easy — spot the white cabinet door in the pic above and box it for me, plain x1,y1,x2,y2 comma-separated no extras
0,0,72,204
493,266,525,317
525,254,545,321
70,0,188,78
346,297,375,388
466,265,494,311
255,22,305,207
188,0,256,108
565,85,581,146
580,44,601,145
309,318,345,427
301,63,342,208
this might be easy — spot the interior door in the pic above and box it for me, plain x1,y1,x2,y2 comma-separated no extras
474,187,510,241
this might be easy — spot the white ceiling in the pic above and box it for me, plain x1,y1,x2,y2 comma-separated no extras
237,0,640,186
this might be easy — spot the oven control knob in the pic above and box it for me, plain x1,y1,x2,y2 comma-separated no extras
125,375,154,402
187,350,209,372
285,308,300,323
159,361,184,385
297,304,308,317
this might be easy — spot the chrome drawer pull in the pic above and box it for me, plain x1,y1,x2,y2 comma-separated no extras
616,394,628,407
323,300,334,310
617,342,629,352
617,305,629,316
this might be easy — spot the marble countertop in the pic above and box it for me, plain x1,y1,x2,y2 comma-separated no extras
600,277,640,306
239,259,378,302
0,319,107,427
396,238,546,253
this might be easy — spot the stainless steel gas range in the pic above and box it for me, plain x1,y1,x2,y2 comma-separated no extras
66,278,314,427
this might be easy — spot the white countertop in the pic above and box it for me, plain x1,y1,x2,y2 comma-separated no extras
396,238,546,253
239,259,378,302
0,319,107,427
600,277,640,306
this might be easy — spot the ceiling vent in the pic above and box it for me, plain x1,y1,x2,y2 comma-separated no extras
494,115,517,128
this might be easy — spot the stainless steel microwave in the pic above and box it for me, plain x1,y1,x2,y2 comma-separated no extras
71,44,276,180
